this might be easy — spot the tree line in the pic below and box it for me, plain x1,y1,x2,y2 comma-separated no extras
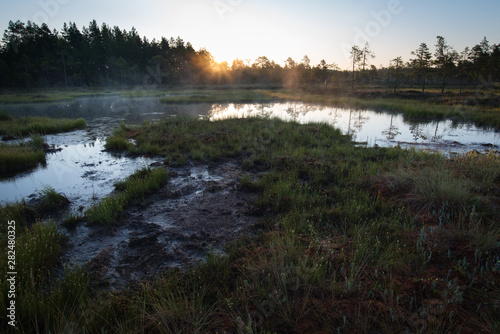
0,19,499,91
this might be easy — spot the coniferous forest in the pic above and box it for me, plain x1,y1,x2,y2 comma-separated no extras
1,19,499,90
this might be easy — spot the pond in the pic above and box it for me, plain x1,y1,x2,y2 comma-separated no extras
1,96,499,209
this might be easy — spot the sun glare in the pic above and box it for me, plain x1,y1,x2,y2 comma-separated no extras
213,55,234,66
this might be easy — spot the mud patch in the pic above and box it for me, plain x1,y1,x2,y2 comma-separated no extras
69,159,261,289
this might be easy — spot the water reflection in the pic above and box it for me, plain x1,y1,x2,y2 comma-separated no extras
381,114,401,140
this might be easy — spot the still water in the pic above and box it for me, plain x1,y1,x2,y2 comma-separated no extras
1,96,498,207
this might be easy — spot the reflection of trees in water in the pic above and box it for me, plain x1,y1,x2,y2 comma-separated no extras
208,104,225,118
430,122,444,142
409,123,427,141
352,109,369,132
408,121,446,142
346,109,359,138
258,103,273,118
327,108,341,127
285,103,317,121
381,114,401,140
345,109,369,141
209,103,251,119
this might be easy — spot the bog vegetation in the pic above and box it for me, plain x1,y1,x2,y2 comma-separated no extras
1,117,499,333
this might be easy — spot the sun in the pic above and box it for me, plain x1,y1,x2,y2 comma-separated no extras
213,55,234,66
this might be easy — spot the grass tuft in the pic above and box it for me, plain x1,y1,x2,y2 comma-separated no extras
0,141,46,172
86,167,169,225
0,116,86,138
37,186,70,212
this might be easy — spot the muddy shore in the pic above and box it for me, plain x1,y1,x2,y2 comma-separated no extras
62,159,260,289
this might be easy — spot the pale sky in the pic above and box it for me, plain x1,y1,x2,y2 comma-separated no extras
1,0,499,69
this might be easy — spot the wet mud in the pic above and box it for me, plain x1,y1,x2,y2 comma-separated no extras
64,160,261,289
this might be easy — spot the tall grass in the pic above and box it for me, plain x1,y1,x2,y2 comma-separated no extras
397,167,474,215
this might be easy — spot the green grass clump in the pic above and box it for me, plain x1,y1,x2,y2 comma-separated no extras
0,201,38,229
105,134,135,152
61,211,85,228
11,221,65,289
0,142,46,172
37,186,70,212
0,116,86,138
86,167,169,225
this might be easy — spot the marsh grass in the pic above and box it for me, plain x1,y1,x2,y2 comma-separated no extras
36,186,71,212
0,111,14,121
61,211,85,228
89,117,500,333
105,134,135,152
399,167,475,216
86,167,169,225
144,276,220,333
0,116,86,138
0,89,118,103
0,141,46,172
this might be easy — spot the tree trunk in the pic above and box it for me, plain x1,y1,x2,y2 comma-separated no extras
441,66,447,94
62,54,69,89
352,59,355,91
422,74,426,93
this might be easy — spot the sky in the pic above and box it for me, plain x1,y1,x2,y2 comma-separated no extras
1,0,499,69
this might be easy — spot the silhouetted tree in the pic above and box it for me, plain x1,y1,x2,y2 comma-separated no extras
410,42,432,92
390,56,404,93
360,42,375,84
350,45,362,90
434,36,458,94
